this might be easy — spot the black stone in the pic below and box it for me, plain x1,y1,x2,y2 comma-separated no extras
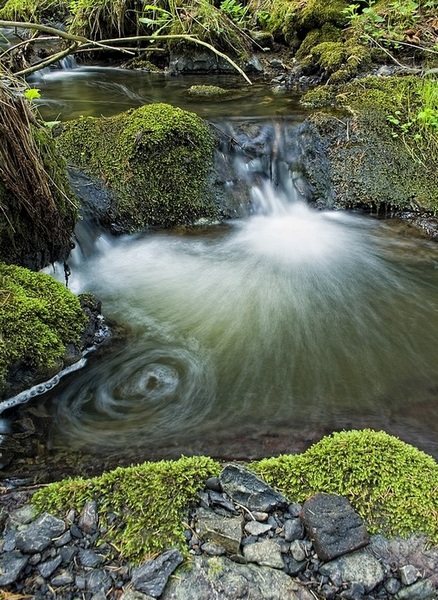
301,494,370,561
131,548,184,597
0,551,28,586
15,513,66,554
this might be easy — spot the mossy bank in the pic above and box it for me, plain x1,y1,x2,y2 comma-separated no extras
56,103,219,233
31,430,438,564
0,264,89,398
299,75,438,214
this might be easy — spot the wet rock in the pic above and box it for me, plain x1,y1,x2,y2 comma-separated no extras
243,539,285,569
319,550,385,592
161,555,314,600
0,551,28,585
15,512,65,553
196,507,243,555
131,548,184,597
219,464,289,513
301,494,370,561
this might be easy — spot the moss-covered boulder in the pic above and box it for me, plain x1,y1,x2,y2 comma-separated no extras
252,429,438,543
0,263,89,398
299,75,438,213
56,103,219,232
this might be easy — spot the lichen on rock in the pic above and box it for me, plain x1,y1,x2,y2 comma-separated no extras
56,103,219,232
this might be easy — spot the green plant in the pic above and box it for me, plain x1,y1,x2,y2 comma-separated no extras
24,88,41,101
220,0,248,27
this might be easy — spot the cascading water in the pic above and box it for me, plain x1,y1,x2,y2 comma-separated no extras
33,125,438,458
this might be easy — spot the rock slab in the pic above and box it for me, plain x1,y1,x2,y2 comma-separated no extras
131,549,184,598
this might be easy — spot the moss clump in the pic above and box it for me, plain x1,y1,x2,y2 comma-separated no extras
186,85,230,98
57,103,218,231
68,0,139,40
0,0,70,21
252,430,438,543
0,263,87,390
32,456,221,562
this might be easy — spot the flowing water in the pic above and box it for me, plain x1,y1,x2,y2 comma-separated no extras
3,62,438,463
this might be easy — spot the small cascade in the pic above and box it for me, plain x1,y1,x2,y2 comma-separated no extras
59,55,78,70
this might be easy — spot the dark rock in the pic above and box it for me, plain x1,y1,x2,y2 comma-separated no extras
205,477,222,492
15,513,65,553
78,500,98,534
340,582,365,600
37,554,62,578
2,529,17,552
284,518,304,541
207,490,239,514
385,577,402,595
51,569,75,586
54,530,72,547
85,569,112,593
131,549,184,597
301,494,370,561
219,464,289,513
0,551,28,585
78,548,102,568
60,545,77,564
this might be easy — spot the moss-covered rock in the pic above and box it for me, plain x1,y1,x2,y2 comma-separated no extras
32,455,221,562
299,75,438,212
0,263,88,397
252,429,438,543
56,103,219,232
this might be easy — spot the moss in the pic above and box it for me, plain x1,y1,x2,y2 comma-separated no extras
32,455,221,562
68,0,139,40
0,263,87,389
0,0,70,21
56,103,218,231
300,86,336,108
300,75,438,212
252,430,438,543
186,85,231,98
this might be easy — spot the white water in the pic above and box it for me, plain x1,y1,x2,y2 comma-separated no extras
39,173,438,455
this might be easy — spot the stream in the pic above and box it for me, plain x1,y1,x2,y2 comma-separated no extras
2,61,438,477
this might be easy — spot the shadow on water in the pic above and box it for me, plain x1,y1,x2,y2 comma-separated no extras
1,63,438,482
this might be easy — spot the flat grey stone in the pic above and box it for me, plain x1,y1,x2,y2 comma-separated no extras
15,513,66,553
244,521,272,536
395,579,436,600
0,551,28,586
131,549,184,597
320,550,385,592
161,555,314,600
219,464,289,513
289,540,307,562
301,494,369,561
243,540,284,569
196,507,243,555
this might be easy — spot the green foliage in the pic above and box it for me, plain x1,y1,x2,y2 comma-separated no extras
252,430,438,543
0,264,87,384
220,0,249,27
68,0,138,39
32,456,221,562
0,0,70,21
24,88,41,101
56,103,218,231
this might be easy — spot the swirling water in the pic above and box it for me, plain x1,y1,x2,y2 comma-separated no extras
3,63,437,458
39,169,438,457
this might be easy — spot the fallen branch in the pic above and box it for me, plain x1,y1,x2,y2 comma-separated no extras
0,20,252,84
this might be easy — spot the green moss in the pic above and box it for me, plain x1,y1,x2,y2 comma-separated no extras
186,85,230,98
0,0,70,21
252,430,438,543
0,263,87,387
300,86,336,108
32,456,221,562
56,103,218,231
68,0,138,40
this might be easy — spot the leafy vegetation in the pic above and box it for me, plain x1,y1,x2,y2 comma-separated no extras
252,429,438,543
0,264,87,387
